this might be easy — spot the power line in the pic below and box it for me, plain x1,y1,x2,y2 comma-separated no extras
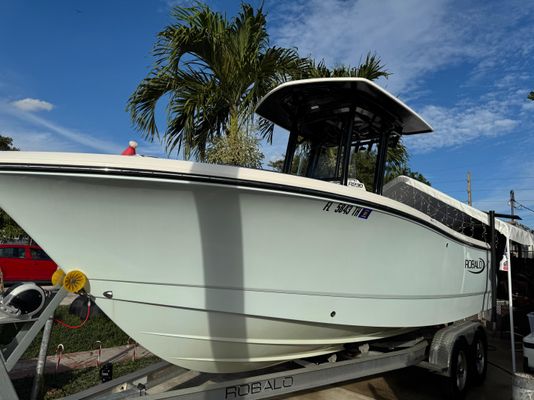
515,200,534,214
475,200,524,203
444,189,534,195
442,182,534,189
431,176,534,184
474,201,508,203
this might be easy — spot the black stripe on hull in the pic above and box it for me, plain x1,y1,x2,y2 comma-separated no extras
0,163,490,251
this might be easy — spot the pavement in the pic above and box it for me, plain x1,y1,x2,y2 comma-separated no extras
157,332,517,400
283,333,515,400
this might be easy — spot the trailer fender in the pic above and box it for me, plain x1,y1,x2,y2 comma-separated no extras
428,320,483,376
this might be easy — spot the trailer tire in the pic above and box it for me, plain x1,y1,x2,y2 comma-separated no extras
469,330,487,386
444,337,469,399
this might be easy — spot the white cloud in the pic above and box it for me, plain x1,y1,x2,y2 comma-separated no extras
11,98,54,112
0,101,124,153
271,0,461,93
270,0,534,95
13,111,122,153
2,129,79,152
405,65,534,152
136,139,168,157
270,0,534,152
1,99,167,155
406,102,518,153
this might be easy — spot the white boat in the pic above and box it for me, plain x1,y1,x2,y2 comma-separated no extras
0,78,492,373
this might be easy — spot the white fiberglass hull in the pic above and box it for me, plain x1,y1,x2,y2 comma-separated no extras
0,153,491,372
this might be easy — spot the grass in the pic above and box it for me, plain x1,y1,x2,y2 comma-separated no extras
13,356,160,400
1,304,160,399
0,305,131,358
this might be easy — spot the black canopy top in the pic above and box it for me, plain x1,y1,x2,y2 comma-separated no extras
256,78,432,141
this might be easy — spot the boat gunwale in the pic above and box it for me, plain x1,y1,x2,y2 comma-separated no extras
0,161,489,251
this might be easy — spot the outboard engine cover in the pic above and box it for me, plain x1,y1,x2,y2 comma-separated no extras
0,282,46,318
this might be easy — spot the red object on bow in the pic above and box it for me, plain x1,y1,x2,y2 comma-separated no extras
121,141,138,156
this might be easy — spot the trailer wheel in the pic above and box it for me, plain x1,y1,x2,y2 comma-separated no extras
469,330,487,385
444,337,469,399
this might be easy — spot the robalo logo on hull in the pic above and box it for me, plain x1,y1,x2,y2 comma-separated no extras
464,258,486,274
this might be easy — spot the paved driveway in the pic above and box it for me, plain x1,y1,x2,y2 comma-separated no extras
282,335,514,400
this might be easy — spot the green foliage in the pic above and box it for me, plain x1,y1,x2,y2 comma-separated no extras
0,306,128,358
350,142,430,187
4,304,155,399
9,305,131,358
205,131,264,168
351,142,430,187
0,212,26,240
298,52,391,80
350,151,377,189
267,158,284,172
529,91,534,101
13,357,159,400
0,135,19,151
128,2,305,160
268,139,430,187
0,135,26,241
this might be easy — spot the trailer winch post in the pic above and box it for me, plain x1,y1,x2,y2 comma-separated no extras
506,237,517,373
30,315,54,400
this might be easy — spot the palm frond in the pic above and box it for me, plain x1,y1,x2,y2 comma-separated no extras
299,52,389,81
164,69,229,158
127,70,177,141
355,52,391,80
257,117,275,143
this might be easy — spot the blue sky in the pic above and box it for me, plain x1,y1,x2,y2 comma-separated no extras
1,0,533,227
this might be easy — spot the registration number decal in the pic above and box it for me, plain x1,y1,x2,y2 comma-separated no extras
322,201,372,219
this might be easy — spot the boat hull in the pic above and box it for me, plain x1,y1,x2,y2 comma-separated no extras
92,285,409,372
0,155,491,372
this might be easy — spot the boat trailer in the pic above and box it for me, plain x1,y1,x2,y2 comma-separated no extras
0,285,487,400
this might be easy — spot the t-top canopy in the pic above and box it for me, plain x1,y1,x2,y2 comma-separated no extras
256,78,433,137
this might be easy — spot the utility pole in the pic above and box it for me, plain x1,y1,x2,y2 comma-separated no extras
467,171,472,206
510,190,516,224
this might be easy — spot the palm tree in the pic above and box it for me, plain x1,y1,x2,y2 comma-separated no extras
128,3,304,160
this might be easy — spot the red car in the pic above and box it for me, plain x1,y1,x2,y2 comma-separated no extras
0,244,57,284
